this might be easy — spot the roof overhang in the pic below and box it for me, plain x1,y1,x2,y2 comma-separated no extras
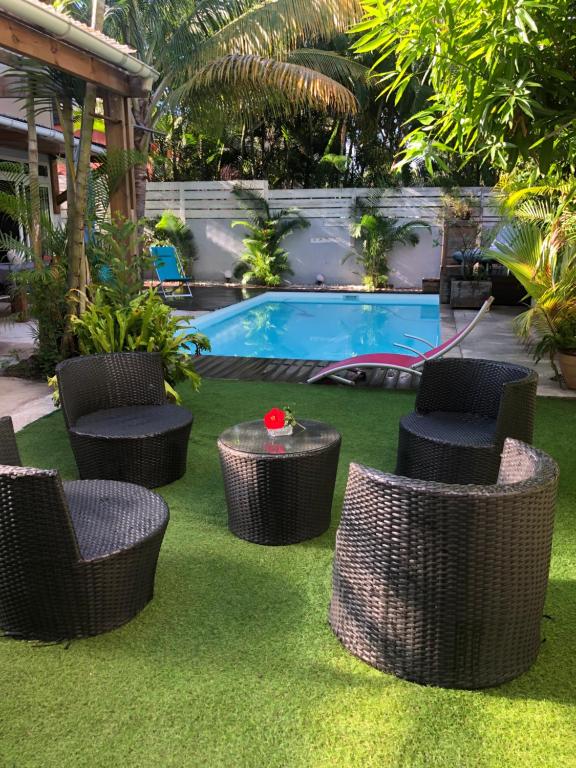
0,114,105,156
0,0,158,97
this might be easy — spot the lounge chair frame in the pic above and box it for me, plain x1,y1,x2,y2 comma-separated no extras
307,296,494,385
151,245,194,299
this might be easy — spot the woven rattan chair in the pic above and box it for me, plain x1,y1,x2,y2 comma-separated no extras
56,351,193,488
396,358,538,484
329,440,559,689
0,416,169,641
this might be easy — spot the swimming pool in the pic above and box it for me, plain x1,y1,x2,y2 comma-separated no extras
189,292,440,361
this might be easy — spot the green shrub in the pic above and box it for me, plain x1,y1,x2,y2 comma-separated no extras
346,196,428,290
231,188,309,286
71,287,210,400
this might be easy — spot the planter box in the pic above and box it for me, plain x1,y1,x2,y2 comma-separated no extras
450,280,492,309
422,278,440,294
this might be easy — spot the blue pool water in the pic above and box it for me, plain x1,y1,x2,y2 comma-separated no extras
189,292,440,361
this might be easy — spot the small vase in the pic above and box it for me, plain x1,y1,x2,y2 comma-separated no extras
266,425,293,438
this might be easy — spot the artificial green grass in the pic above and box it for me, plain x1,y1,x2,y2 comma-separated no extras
1,379,575,768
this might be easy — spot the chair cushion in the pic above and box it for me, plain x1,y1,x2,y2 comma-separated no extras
72,404,193,439
64,480,169,560
401,411,497,447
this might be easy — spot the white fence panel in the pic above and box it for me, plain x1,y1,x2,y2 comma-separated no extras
145,183,496,287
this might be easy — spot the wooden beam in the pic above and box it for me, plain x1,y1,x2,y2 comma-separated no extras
0,15,148,97
103,92,136,231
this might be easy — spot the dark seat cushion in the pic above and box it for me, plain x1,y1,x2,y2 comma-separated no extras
401,411,497,447
64,480,169,560
72,404,193,439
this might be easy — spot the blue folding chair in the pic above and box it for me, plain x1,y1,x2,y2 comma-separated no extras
150,245,193,298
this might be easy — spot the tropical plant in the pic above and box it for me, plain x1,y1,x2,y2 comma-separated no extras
491,179,576,377
0,163,69,375
89,217,152,304
353,0,576,175
231,188,310,286
11,261,69,377
346,196,428,289
71,288,211,400
60,0,363,219
150,211,197,275
0,161,147,373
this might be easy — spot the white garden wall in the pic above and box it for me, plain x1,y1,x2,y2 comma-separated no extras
145,182,497,288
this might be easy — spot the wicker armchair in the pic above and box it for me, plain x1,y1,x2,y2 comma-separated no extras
56,351,193,488
396,358,538,484
0,416,169,641
329,440,558,689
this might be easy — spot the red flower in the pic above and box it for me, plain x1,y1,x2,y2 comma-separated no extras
264,408,285,430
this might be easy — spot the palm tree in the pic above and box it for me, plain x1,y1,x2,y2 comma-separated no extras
346,195,429,289
61,0,364,218
231,187,310,285
492,178,576,378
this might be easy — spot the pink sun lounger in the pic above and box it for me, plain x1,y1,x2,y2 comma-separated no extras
307,296,494,385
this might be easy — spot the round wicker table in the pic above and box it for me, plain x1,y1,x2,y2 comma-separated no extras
218,419,341,545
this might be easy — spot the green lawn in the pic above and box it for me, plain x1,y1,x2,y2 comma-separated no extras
2,379,575,768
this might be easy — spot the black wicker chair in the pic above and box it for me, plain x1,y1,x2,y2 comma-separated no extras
0,416,169,641
330,439,559,689
396,358,538,484
56,351,193,488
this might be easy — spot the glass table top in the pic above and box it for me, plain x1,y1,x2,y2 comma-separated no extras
218,419,341,456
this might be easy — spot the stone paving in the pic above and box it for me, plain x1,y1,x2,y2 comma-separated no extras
441,306,576,398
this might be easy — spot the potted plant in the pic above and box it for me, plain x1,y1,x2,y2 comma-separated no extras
263,406,300,437
491,179,576,388
439,191,483,303
449,240,493,309
534,317,576,389
345,195,428,290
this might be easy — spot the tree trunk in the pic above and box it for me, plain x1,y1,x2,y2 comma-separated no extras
132,98,151,221
66,83,97,304
60,0,104,355
57,96,76,225
25,93,42,267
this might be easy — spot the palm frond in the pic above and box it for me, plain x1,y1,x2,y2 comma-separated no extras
286,49,370,89
491,223,544,297
190,0,362,65
177,54,358,117
0,233,35,261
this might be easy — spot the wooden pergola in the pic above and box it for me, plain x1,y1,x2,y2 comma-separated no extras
0,0,157,222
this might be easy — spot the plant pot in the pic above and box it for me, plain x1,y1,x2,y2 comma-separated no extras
450,279,492,309
558,351,576,389
422,278,440,294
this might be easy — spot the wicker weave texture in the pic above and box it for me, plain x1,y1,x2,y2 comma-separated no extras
218,435,341,545
56,352,193,488
0,416,169,641
0,416,21,466
396,358,538,485
0,471,169,641
330,440,559,689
